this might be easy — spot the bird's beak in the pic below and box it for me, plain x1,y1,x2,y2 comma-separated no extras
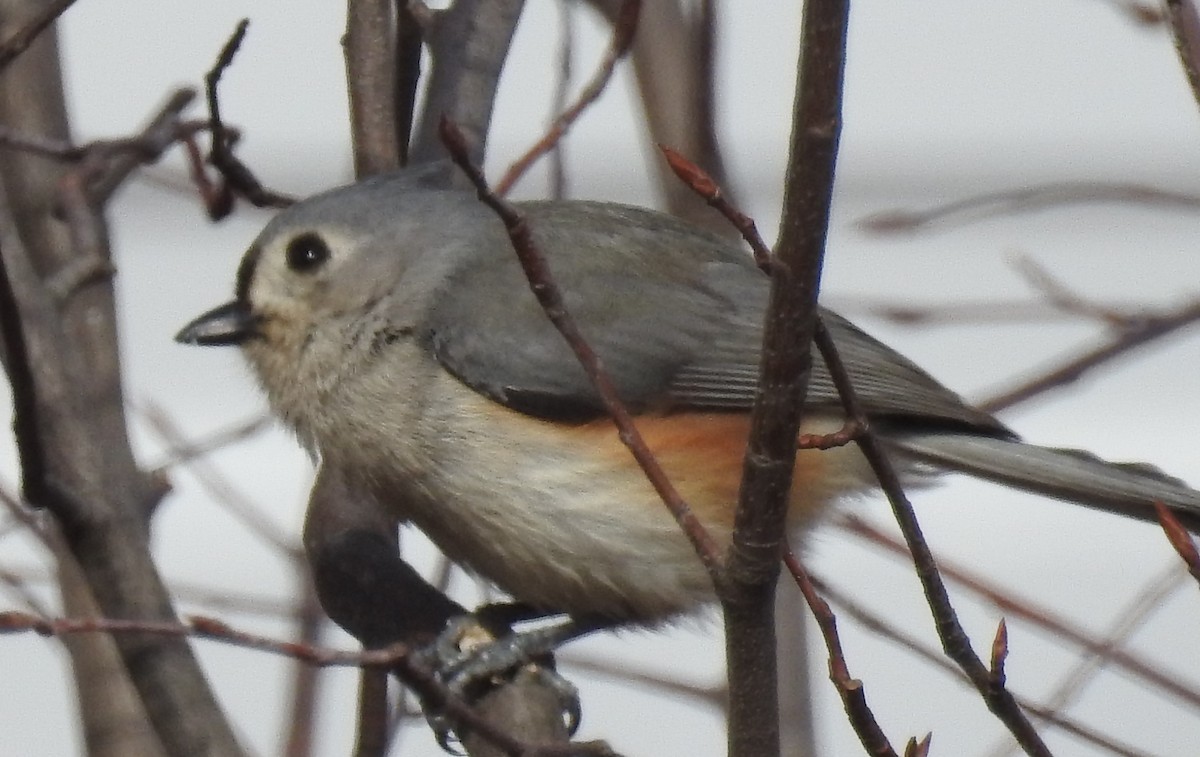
175,300,258,346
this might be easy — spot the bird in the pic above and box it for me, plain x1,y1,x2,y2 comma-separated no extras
176,165,1200,629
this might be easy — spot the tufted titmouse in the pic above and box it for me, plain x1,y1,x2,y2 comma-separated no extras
177,167,1200,626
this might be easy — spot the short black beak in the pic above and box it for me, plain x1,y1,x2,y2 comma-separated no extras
175,300,258,346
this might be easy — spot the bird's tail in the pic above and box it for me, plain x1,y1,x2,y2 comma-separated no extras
886,432,1200,531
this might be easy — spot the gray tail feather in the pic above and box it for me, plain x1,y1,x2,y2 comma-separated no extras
885,432,1200,531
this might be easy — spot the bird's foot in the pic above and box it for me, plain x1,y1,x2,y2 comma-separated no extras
415,615,581,752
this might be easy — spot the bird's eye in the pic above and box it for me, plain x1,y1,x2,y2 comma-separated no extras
285,233,331,273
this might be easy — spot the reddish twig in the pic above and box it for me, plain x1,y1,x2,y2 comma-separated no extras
1155,502,1200,588
493,0,640,196
797,419,862,451
784,552,902,757
439,115,724,573
990,620,1009,691
658,145,775,273
0,610,615,757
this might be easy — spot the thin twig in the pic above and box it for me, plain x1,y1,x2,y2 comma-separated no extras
1166,0,1200,115
140,402,299,556
1155,503,1200,588
983,560,1185,757
858,182,1200,235
813,577,1155,757
203,19,294,211
493,0,640,196
812,318,1052,756
439,115,724,573
658,145,775,273
978,298,1200,413
836,514,1200,711
783,552,901,757
145,411,271,470
0,611,616,757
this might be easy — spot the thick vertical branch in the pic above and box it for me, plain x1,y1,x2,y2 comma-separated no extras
0,3,243,754
722,2,849,756
408,0,525,173
584,0,736,235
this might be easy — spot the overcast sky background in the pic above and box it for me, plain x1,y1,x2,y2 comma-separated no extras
2,1,1200,755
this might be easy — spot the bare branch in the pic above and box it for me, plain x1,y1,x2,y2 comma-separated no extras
838,514,1200,711
494,0,639,196
979,298,1200,413
812,319,1051,755
1166,0,1200,114
203,19,294,210
814,576,1156,757
344,0,404,176
721,2,850,755
439,116,724,571
0,0,77,70
1155,502,1200,588
409,0,525,174
783,552,901,757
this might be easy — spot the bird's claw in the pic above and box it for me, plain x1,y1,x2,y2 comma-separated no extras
415,615,581,752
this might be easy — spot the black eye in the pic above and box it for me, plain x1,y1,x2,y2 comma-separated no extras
285,233,330,273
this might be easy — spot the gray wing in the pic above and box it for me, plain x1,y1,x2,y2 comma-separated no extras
420,200,1005,433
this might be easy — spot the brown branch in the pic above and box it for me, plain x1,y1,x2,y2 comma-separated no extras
354,669,390,757
858,182,1200,234
0,610,615,757
837,514,1200,711
0,30,243,747
811,319,1051,756
203,19,294,210
813,576,1157,757
0,0,77,70
493,0,640,196
1155,502,1200,588
440,115,724,572
978,298,1200,413
720,3,849,755
1167,0,1200,115
282,577,327,757
658,145,774,272
408,0,525,174
783,552,901,757
344,0,404,176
